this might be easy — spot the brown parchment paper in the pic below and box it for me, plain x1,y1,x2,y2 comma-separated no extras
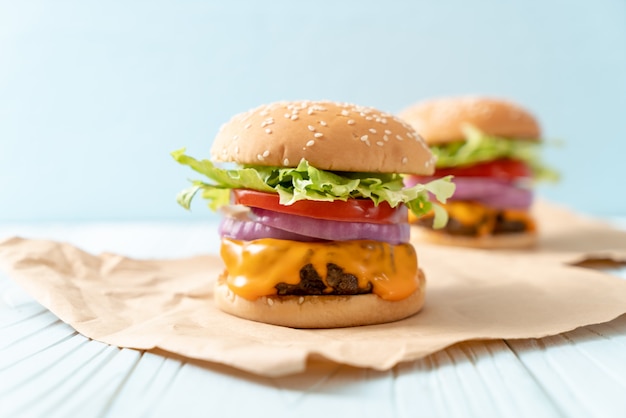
1,200,626,377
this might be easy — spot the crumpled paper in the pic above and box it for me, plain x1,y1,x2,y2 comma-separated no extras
0,200,625,377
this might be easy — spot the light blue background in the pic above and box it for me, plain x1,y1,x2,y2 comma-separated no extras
1,1,624,222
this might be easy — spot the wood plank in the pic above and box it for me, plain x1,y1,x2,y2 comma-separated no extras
394,340,566,417
0,310,62,350
507,333,626,417
103,352,185,417
0,335,104,415
0,319,77,370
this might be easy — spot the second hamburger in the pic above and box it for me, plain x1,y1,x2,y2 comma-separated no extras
399,96,557,249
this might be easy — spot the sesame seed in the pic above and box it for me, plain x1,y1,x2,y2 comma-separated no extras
361,135,369,141
347,119,355,125
257,154,264,161
244,123,252,129
314,132,323,138
283,158,290,165
402,157,408,164
259,110,269,117
365,116,373,121
307,125,315,131
260,118,274,128
265,128,272,134
319,120,328,126
307,108,314,115
341,110,349,116
298,296,304,305
376,141,384,146
233,135,239,140
267,297,274,306
384,129,392,135
383,135,389,141
284,113,290,118
262,150,270,157
400,121,413,130
290,115,299,120
369,128,377,134
306,140,315,147
234,146,239,154
381,118,388,124
396,135,404,141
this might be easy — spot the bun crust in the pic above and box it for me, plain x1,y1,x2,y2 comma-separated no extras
214,269,426,328
411,226,537,249
398,96,541,145
211,100,436,175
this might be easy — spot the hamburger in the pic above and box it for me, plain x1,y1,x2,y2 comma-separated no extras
172,100,454,328
398,96,556,249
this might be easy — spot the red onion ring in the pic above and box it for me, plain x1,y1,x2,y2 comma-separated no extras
219,217,321,242
450,177,533,209
250,207,409,244
405,176,532,209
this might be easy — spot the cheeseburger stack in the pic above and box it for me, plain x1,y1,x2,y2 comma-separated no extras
173,100,454,328
399,96,554,249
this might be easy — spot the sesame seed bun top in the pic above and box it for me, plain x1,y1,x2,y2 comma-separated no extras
210,100,436,175
398,96,541,145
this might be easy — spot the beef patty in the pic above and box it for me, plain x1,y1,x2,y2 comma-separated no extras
275,263,373,296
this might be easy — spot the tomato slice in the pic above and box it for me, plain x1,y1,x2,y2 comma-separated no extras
435,159,531,180
232,189,406,224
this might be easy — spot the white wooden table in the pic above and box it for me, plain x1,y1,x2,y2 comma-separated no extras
1,221,626,418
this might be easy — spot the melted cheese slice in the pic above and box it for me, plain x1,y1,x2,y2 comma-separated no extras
220,238,419,301
444,201,495,236
411,201,535,235
501,208,537,232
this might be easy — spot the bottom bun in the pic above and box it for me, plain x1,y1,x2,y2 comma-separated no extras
214,269,426,329
412,226,537,249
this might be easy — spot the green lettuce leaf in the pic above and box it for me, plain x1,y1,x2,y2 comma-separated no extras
430,125,559,182
171,148,455,227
